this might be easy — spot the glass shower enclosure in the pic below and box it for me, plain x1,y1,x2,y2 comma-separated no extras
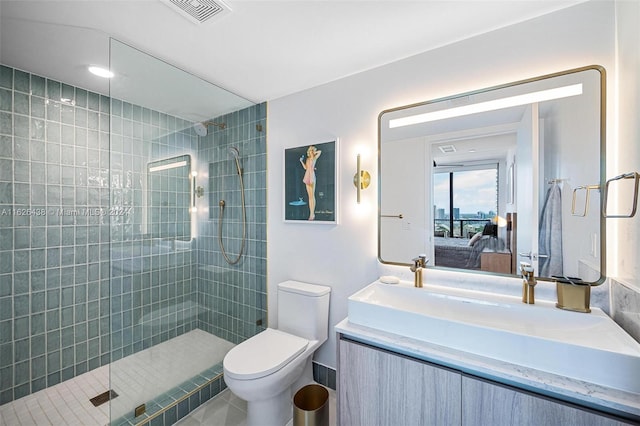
108,40,267,424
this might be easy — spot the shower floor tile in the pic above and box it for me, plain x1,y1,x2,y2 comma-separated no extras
0,330,234,426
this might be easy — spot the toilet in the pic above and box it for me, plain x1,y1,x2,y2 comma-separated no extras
223,280,331,426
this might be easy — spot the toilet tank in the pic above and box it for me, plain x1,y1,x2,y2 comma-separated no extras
277,281,331,342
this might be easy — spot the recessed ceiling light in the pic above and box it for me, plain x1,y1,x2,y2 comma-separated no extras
88,66,114,79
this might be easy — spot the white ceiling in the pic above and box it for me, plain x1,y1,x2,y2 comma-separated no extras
0,0,583,120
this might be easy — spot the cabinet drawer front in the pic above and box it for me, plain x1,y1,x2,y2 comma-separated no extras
338,339,461,426
462,376,632,426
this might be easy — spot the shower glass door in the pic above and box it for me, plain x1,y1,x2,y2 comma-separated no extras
108,39,267,424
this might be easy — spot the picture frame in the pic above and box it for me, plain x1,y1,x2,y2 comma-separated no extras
284,139,338,224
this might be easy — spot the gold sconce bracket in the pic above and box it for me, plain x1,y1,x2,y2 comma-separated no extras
353,154,371,203
353,170,371,189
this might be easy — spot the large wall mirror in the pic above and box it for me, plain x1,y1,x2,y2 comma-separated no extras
147,154,193,241
379,66,606,284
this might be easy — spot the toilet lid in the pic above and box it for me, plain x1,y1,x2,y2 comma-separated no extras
224,328,308,380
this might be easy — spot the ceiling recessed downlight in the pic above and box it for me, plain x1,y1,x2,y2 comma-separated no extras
88,66,114,78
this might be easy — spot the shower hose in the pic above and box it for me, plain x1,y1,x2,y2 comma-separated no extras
218,157,247,265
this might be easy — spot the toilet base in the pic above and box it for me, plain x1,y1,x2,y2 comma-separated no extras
246,389,293,426
242,359,315,426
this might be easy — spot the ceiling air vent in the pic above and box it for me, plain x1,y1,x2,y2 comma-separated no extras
438,145,457,154
162,0,231,24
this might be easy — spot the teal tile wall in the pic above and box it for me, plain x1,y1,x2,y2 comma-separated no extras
108,97,198,363
197,104,267,344
0,65,111,403
0,65,266,418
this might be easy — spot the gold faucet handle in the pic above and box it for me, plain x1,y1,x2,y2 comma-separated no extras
412,254,428,267
519,262,534,274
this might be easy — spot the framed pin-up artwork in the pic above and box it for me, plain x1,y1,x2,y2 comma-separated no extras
283,139,338,224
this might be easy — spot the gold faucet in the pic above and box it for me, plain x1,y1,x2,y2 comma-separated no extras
410,254,428,288
520,262,536,304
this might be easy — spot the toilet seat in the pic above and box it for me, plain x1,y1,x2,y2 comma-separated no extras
224,328,308,380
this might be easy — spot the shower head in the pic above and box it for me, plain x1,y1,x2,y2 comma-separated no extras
229,147,242,175
193,122,208,137
193,120,227,137
229,147,240,160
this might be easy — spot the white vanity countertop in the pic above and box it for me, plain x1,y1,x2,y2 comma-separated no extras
335,318,640,420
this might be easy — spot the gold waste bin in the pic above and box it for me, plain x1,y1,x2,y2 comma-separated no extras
293,384,329,426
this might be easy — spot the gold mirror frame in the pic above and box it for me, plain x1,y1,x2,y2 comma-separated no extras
377,65,606,285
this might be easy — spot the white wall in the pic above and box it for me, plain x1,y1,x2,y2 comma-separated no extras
380,137,429,263
541,73,602,277
267,1,616,369
614,1,640,291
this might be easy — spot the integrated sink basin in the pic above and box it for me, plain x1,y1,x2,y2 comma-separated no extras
347,280,640,394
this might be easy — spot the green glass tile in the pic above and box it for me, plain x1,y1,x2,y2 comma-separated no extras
13,294,29,317
31,376,46,393
46,79,60,101
0,342,13,368
75,342,87,362
31,334,45,357
60,306,74,328
14,70,29,94
14,338,29,364
46,371,60,387
46,99,60,122
14,92,29,115
0,89,11,112
30,291,45,314
60,366,73,381
0,66,12,89
0,112,12,136
0,320,12,343
30,75,45,97
0,135,11,158
88,92,100,111
61,84,74,103
29,270,45,292
30,96,45,119
46,329,60,351
31,312,45,335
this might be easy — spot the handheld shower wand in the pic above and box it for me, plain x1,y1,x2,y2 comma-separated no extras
229,147,242,175
218,147,247,265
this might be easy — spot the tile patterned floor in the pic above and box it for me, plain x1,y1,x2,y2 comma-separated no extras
0,330,233,426
176,387,336,426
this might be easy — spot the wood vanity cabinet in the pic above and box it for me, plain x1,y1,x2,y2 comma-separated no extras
338,338,462,425
338,336,634,426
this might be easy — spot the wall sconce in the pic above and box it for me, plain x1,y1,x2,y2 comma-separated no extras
191,171,204,214
353,154,371,204
192,171,204,199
